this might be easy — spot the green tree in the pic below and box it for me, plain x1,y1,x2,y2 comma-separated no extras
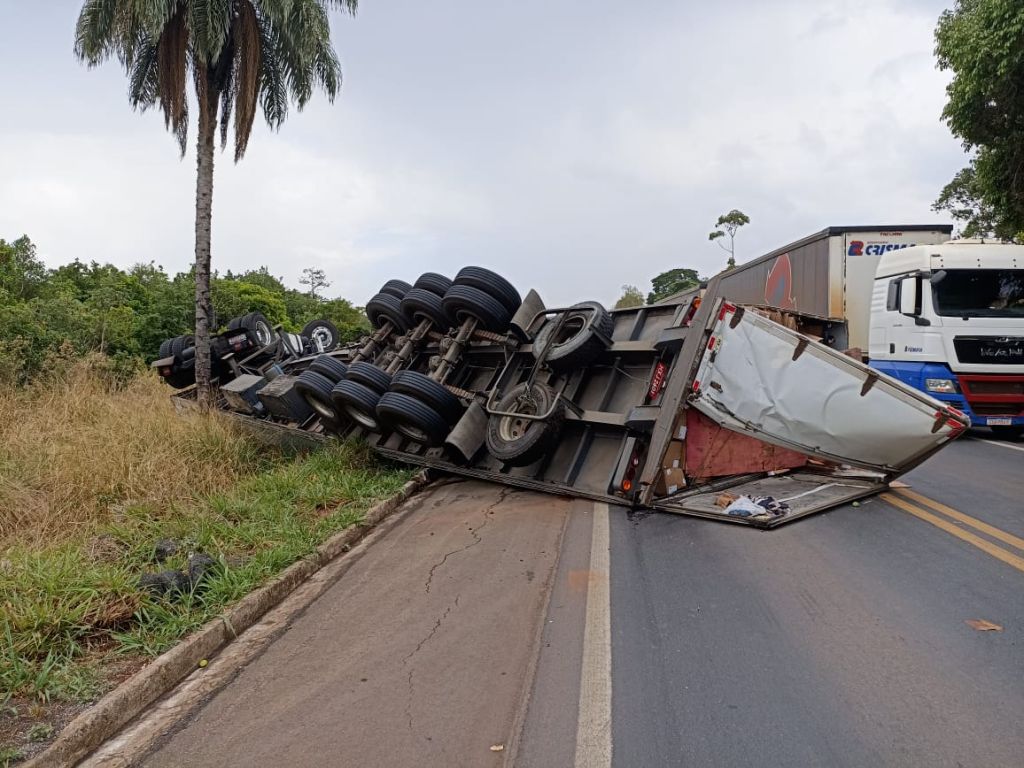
319,298,371,341
615,284,645,309
299,267,331,299
75,0,357,407
234,266,288,294
932,166,1003,238
934,0,1024,240
708,209,750,269
647,268,701,305
0,236,47,300
212,280,289,328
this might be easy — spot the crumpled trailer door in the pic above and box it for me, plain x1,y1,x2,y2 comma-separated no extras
653,302,968,527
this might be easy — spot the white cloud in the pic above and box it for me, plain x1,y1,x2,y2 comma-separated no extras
0,0,965,310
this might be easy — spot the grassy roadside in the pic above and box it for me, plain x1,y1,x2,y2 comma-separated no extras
0,363,411,763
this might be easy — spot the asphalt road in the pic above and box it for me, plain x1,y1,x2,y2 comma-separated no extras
603,433,1024,768
136,434,1023,768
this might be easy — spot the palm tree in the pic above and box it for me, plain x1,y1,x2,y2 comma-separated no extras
75,0,356,407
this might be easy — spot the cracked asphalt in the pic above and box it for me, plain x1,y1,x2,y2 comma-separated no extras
142,481,568,768
136,437,1024,767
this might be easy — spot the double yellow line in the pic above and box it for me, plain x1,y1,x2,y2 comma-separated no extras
881,489,1024,574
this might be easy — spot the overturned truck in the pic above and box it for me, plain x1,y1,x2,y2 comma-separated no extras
153,267,968,528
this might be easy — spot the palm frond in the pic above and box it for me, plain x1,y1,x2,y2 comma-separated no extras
74,0,124,63
77,0,350,155
156,7,190,154
232,0,263,160
255,11,289,129
188,0,233,63
127,38,161,108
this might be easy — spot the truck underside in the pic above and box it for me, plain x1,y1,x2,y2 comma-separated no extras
158,271,969,529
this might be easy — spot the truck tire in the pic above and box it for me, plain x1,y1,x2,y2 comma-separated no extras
170,335,194,361
401,287,449,329
239,312,274,346
295,370,340,422
309,355,348,383
366,292,410,333
442,284,512,332
376,391,450,445
302,319,340,352
380,279,413,300
347,361,393,394
532,301,613,371
991,425,1024,440
486,382,565,466
414,272,453,297
390,370,463,425
159,338,173,358
453,266,521,316
331,380,383,431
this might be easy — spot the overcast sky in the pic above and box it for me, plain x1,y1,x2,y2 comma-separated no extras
0,0,964,307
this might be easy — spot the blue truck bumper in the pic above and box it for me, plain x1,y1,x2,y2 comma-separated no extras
868,360,1024,428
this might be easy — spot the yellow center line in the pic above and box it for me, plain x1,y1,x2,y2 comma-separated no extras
895,488,1024,553
880,493,1024,575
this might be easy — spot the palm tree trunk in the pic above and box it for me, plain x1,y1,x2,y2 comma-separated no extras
193,84,218,409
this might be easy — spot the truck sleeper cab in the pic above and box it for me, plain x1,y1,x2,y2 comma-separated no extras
868,241,1024,438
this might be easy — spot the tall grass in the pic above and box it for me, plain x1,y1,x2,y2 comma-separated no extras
0,358,274,548
0,361,410,716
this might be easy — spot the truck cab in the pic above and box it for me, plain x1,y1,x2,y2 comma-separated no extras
868,240,1024,437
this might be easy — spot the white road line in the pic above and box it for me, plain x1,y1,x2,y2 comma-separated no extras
973,437,1024,454
575,503,613,768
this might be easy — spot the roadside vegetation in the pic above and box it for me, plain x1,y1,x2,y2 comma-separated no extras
0,235,370,387
0,361,410,761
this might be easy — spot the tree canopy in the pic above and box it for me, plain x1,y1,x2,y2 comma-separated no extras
708,209,750,269
614,284,645,309
647,268,702,305
74,0,355,160
0,235,369,386
933,0,1024,239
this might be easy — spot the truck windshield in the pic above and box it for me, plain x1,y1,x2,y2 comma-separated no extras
931,269,1024,317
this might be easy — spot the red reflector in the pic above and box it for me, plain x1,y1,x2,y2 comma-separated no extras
944,407,969,435
621,478,633,492
160,367,172,376
707,335,716,350
692,380,700,393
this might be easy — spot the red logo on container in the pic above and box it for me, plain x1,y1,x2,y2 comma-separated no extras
765,253,796,309
648,361,668,401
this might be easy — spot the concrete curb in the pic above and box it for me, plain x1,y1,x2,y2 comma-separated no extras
24,474,429,768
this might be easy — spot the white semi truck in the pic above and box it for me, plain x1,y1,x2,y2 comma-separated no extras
714,225,1024,438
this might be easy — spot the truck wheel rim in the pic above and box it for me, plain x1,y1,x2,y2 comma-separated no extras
396,422,430,443
309,397,335,420
311,327,332,351
499,415,531,442
550,316,585,346
345,404,379,430
255,322,273,346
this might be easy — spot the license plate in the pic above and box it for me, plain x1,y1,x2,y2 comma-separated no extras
987,417,1013,426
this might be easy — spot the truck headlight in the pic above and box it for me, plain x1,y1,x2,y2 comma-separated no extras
925,378,957,394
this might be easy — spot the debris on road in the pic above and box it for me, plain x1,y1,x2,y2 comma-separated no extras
965,619,1003,631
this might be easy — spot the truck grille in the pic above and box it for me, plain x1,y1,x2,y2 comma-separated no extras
957,375,1024,417
953,336,1024,365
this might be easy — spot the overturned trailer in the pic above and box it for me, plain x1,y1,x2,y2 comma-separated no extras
160,268,968,528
